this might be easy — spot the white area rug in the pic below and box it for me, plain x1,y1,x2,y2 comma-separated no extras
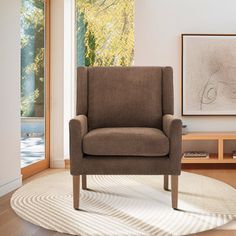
11,170,236,236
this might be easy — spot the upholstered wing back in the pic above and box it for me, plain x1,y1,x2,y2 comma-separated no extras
77,67,173,130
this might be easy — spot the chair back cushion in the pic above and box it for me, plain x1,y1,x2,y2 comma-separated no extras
77,66,173,130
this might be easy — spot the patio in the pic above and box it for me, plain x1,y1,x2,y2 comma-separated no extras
21,137,45,168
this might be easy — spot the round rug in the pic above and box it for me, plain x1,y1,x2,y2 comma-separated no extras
11,170,236,236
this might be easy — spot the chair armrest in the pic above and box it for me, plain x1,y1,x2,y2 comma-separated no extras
69,115,88,175
163,114,182,168
163,115,182,139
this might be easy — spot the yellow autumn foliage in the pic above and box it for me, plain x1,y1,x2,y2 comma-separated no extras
76,0,134,66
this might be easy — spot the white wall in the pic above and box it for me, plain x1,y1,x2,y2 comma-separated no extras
0,0,22,196
50,0,75,167
135,0,236,131
50,0,65,168
64,0,76,161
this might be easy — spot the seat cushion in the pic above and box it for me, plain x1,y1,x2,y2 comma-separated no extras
83,127,169,157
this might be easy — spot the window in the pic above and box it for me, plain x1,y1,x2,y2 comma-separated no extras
76,0,134,66
20,0,49,170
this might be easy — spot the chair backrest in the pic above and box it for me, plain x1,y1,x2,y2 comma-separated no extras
77,66,173,130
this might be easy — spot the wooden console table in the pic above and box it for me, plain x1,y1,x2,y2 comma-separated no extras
182,132,236,164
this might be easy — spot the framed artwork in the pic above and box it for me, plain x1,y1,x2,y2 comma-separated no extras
182,34,236,116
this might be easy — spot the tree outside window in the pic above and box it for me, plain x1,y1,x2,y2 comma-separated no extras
76,0,134,67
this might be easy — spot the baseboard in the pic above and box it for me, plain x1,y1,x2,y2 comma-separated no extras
65,159,70,169
0,175,22,197
50,159,65,168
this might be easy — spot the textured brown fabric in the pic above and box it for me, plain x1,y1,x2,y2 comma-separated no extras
87,67,163,130
77,67,88,115
78,156,175,175
163,67,174,115
83,127,169,156
163,114,182,171
70,66,182,177
69,115,88,171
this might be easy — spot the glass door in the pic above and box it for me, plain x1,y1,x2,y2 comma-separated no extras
20,0,50,178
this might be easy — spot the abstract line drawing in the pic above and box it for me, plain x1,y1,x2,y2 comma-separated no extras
200,66,236,110
182,34,236,115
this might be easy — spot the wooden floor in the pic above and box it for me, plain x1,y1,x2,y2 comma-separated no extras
0,169,235,236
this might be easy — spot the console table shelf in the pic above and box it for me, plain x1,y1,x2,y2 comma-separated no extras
182,132,236,164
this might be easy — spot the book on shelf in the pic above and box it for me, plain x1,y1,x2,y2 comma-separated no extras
183,151,209,159
233,151,236,159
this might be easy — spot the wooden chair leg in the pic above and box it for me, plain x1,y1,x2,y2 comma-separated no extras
164,175,169,190
82,175,87,190
73,175,80,209
171,175,178,209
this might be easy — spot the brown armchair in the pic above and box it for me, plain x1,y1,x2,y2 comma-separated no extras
69,67,182,210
